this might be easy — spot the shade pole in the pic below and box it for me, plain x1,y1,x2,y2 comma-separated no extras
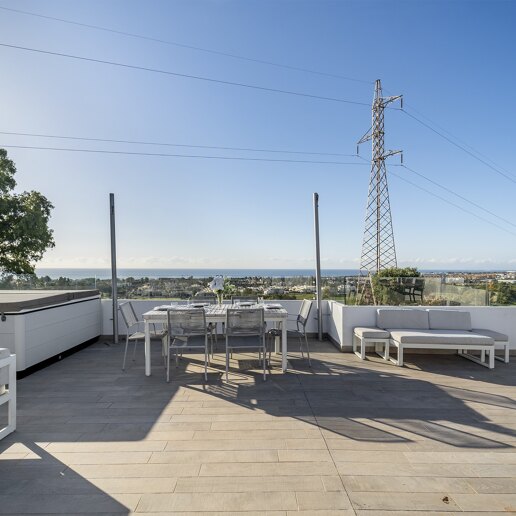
110,193,119,344
313,193,323,341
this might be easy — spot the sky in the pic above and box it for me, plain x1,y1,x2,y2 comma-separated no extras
0,0,515,271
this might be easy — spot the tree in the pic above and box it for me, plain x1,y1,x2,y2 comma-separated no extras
0,149,55,274
372,267,421,305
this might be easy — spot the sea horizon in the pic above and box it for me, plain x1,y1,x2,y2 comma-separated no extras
33,267,511,280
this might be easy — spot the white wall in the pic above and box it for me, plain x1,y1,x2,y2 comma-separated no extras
330,303,516,351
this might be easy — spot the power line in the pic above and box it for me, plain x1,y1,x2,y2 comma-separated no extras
403,103,516,178
0,130,356,157
356,154,516,235
388,168,516,237
0,144,370,165
0,43,370,106
4,5,514,188
397,163,516,229
0,5,372,85
402,110,516,185
382,85,516,185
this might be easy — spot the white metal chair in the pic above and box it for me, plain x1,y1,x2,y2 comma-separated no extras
0,348,16,440
119,301,164,371
268,299,313,366
225,307,266,381
163,307,210,382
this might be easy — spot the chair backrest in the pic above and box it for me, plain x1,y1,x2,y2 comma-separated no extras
297,299,313,329
192,294,217,304
166,308,207,337
231,296,258,304
119,302,139,329
226,308,264,336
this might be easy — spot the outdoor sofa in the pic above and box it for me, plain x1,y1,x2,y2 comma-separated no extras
353,309,509,369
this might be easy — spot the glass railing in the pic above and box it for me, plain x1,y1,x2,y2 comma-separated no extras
332,276,489,306
2,273,514,306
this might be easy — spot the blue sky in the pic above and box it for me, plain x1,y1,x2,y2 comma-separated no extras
0,0,515,270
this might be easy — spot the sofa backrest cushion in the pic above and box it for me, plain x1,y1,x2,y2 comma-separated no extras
428,310,472,331
376,309,429,330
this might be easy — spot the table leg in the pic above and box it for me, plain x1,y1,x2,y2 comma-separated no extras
281,318,287,372
144,320,151,376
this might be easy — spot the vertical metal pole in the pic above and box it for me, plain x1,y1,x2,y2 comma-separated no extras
313,193,323,341
110,193,118,344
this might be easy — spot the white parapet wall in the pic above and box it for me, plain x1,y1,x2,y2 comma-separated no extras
101,299,322,336
327,301,516,352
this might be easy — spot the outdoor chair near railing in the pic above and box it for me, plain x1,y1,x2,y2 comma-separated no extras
226,307,267,381
267,299,313,367
0,348,16,440
119,301,165,370
163,307,210,382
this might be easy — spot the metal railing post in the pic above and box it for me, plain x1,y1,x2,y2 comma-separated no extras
110,193,118,344
313,193,323,341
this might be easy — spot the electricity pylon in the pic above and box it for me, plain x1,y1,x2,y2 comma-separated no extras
356,79,402,304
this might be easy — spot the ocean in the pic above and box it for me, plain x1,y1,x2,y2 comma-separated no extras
35,268,361,280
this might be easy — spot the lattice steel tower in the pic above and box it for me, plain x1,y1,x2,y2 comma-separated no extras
357,79,402,275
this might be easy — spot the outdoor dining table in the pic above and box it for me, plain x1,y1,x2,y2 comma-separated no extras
143,303,289,376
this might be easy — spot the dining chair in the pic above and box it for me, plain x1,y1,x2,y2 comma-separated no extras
267,299,313,367
163,307,210,382
189,297,219,353
119,301,164,371
231,296,259,304
225,307,266,381
191,294,217,304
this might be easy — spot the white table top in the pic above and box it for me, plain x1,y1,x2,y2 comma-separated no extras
143,304,287,322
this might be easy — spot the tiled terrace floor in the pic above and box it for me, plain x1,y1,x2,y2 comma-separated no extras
1,338,516,515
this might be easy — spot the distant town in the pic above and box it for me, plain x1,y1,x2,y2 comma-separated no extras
2,270,516,305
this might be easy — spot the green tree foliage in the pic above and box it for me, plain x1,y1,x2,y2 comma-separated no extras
375,267,421,278
372,267,421,305
0,148,55,274
492,282,516,305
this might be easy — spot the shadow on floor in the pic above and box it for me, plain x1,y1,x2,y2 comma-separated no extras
1,338,515,513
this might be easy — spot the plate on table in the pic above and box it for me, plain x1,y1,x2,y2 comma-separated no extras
189,303,209,308
154,305,174,311
237,302,254,307
264,303,282,309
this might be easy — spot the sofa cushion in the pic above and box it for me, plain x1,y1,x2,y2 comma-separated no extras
428,310,472,331
377,309,429,330
389,329,494,346
472,329,509,342
354,327,390,339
